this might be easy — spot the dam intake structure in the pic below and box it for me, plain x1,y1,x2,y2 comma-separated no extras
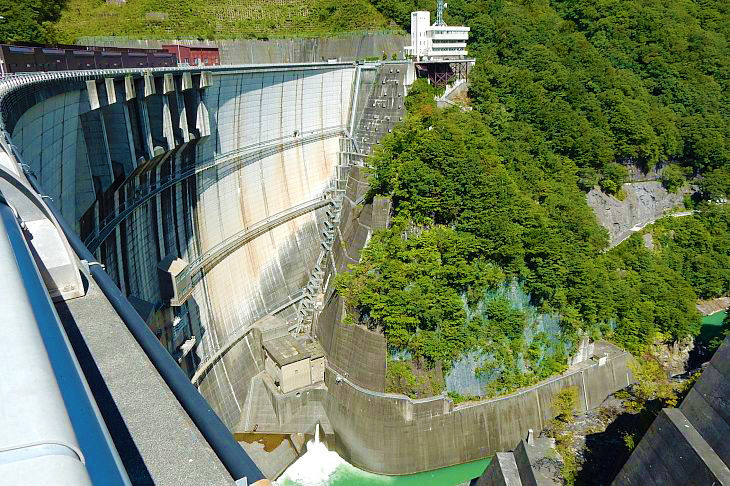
1,60,633,481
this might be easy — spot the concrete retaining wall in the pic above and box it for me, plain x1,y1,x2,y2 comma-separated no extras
76,33,410,64
323,347,632,475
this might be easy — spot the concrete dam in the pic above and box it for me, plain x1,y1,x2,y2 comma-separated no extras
0,61,633,481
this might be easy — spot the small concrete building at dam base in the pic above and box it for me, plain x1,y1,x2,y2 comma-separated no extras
2,23,726,486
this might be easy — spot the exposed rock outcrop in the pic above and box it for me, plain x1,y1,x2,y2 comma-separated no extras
697,297,730,316
587,181,687,247
649,335,694,377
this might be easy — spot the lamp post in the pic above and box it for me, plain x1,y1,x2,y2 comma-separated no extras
0,16,5,77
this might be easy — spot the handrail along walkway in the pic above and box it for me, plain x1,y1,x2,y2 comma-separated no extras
0,189,130,485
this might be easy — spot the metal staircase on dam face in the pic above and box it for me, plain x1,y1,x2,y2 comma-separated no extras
292,65,410,333
293,166,346,335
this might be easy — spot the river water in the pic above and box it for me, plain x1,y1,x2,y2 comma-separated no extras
698,310,727,343
277,439,489,486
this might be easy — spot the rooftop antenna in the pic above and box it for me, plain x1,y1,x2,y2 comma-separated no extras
435,0,447,26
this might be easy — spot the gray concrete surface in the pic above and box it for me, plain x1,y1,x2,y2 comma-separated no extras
477,453,522,486
318,339,632,475
55,269,234,485
613,408,730,485
513,439,561,486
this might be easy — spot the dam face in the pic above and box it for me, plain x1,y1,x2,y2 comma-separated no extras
5,64,357,429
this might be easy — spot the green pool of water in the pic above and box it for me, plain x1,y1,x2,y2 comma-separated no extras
278,440,490,486
320,458,489,486
698,311,727,344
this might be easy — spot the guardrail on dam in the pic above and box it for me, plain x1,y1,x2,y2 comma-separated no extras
1,58,637,481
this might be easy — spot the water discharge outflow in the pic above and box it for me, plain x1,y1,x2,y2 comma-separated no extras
278,422,388,485
277,440,354,486
277,422,490,485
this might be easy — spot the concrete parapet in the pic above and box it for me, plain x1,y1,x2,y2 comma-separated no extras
477,453,522,486
55,269,235,485
613,408,730,485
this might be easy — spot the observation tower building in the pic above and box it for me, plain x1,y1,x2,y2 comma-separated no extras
405,1,470,61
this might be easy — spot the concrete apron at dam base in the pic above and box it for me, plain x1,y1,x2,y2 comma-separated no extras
231,329,632,478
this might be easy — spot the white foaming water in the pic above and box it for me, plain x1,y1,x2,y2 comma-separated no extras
277,439,348,486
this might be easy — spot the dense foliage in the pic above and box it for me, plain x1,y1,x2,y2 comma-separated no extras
371,0,730,195
50,0,396,42
338,0,730,397
337,95,715,397
0,0,65,43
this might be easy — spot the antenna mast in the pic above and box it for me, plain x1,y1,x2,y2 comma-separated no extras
435,0,446,26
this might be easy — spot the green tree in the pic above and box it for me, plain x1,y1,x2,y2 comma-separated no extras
600,163,628,195
661,165,687,193
699,168,730,201
0,0,65,43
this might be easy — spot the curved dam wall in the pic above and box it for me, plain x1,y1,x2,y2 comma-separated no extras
3,63,359,429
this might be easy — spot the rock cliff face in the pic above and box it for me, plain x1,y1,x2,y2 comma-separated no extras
649,335,694,377
587,181,686,247
697,297,730,316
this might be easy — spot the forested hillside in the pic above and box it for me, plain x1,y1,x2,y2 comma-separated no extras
0,0,66,44
0,0,397,43
339,0,730,398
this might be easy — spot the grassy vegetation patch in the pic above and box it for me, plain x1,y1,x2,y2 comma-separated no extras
52,0,399,42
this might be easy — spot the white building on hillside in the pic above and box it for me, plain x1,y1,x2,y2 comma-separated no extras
405,3,470,61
